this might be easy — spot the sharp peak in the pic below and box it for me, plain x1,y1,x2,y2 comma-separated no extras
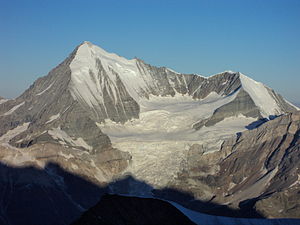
78,40,105,51
75,41,135,63
82,40,92,44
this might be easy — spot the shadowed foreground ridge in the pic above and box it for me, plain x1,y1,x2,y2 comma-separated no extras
71,194,196,225
0,162,107,225
0,162,299,225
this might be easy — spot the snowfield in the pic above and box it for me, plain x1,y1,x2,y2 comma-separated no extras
98,93,257,188
239,73,282,117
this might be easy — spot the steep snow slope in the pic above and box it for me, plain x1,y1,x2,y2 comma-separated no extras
239,73,282,117
69,41,154,105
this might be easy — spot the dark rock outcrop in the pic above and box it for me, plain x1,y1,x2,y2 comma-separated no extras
72,194,196,225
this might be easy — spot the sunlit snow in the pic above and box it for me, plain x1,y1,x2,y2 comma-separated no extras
2,102,24,116
46,113,60,124
48,127,92,150
239,73,282,117
36,82,54,96
98,93,256,188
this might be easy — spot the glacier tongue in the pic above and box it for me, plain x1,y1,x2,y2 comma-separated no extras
98,92,257,188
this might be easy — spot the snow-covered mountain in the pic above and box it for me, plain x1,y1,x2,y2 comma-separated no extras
0,41,297,151
68,41,297,123
0,41,299,224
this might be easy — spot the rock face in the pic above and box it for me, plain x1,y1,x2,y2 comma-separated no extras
71,194,196,225
164,111,300,218
193,89,261,129
0,47,112,153
0,41,299,224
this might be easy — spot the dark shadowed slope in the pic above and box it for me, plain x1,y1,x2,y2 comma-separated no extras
71,194,196,225
0,162,107,225
0,162,299,225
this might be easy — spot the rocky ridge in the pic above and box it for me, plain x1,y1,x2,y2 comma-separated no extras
163,111,300,218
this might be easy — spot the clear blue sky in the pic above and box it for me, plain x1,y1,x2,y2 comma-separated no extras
1,0,299,103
